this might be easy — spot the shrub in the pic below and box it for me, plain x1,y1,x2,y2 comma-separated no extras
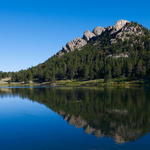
8,80,11,84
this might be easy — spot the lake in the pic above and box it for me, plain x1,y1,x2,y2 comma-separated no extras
0,86,150,150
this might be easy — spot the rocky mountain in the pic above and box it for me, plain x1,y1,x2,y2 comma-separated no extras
56,19,146,57
57,24,105,56
10,19,150,82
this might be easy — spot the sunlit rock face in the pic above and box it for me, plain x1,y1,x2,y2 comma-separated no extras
105,26,112,31
83,30,96,41
66,41,75,51
107,53,129,59
62,37,87,52
56,19,149,57
92,26,105,36
56,19,132,56
62,46,69,53
73,37,87,50
110,20,129,34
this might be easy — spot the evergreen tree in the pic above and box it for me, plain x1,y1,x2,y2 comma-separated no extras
104,64,111,83
83,65,89,80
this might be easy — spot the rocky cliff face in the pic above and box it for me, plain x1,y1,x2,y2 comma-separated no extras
56,19,135,56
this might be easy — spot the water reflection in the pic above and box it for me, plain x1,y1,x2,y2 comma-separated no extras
0,87,150,144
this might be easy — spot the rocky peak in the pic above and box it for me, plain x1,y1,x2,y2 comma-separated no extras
63,37,87,53
55,19,148,57
110,21,145,44
92,26,105,36
105,26,112,31
110,20,129,34
62,46,69,53
73,37,87,50
83,30,96,41
66,41,75,51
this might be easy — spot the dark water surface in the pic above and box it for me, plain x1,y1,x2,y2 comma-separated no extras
0,86,150,150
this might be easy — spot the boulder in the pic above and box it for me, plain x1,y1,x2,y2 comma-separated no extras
83,30,96,41
105,26,112,31
111,20,129,34
62,46,69,53
73,37,87,49
92,26,105,36
65,38,87,52
66,41,75,51
57,51,64,56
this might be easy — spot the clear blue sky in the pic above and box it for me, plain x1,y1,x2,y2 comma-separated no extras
0,0,150,72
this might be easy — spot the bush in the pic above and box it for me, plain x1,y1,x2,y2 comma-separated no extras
8,80,11,84
24,78,30,84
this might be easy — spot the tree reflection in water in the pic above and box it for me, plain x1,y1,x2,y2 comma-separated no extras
0,86,150,144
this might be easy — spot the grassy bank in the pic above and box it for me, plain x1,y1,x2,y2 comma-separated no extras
55,78,150,86
0,77,150,87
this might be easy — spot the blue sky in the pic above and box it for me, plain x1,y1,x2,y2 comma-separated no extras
0,0,150,72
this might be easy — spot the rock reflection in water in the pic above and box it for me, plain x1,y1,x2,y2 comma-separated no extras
57,110,143,144
0,87,150,144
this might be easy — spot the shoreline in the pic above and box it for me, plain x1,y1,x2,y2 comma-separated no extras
0,78,150,87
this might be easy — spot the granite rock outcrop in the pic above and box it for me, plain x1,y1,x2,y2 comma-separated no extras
110,20,129,34
56,19,145,57
92,26,105,36
83,30,96,41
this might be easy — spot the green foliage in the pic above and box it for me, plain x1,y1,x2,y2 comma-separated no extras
104,64,111,82
0,73,2,80
89,69,94,80
8,80,11,84
83,65,89,79
24,78,30,84
28,70,33,81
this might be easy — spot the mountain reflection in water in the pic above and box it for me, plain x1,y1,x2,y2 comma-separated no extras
0,86,150,144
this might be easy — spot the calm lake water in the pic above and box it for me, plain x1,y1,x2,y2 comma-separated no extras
0,86,150,150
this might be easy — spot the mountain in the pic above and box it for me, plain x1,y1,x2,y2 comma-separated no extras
56,20,130,56
7,19,150,83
